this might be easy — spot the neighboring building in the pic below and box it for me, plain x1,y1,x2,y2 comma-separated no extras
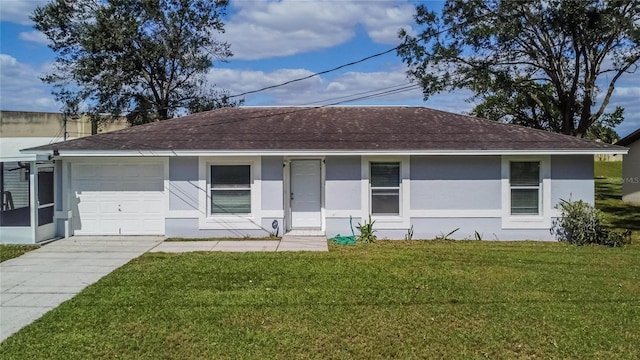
0,110,127,243
11,106,628,244
617,128,640,205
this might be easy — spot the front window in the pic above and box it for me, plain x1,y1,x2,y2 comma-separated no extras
370,162,400,215
510,162,540,215
210,165,251,215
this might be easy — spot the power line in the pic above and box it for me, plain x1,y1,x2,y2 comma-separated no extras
48,11,494,150
300,82,419,106
225,10,492,100
193,83,423,130
227,46,399,98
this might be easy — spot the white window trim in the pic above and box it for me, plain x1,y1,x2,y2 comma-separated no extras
198,156,262,230
501,155,551,229
210,165,252,215
361,156,410,229
370,162,401,216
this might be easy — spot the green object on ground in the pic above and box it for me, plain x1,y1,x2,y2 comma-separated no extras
329,216,356,245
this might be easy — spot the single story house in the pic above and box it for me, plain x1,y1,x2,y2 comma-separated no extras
7,106,627,244
617,128,640,204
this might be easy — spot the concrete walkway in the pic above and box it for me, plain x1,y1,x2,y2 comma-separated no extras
0,236,163,342
150,235,328,253
1,235,327,342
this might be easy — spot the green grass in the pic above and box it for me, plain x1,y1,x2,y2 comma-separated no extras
594,160,623,179
2,241,639,359
0,244,39,263
594,161,640,243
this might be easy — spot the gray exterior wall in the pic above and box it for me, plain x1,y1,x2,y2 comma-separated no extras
325,156,361,211
164,154,595,241
376,218,553,241
262,156,284,211
168,157,199,211
550,155,594,206
326,217,554,241
165,218,277,238
165,156,285,238
410,156,501,210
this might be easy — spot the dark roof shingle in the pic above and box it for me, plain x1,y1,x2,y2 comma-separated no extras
26,106,625,153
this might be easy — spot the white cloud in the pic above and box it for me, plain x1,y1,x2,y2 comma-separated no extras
18,30,49,45
611,87,640,98
223,0,416,60
0,0,44,25
208,66,428,106
0,54,58,111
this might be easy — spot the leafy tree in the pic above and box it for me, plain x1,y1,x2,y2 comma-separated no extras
33,0,239,127
398,0,640,137
585,106,624,143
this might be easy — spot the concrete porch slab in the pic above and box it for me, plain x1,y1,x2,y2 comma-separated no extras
277,236,328,252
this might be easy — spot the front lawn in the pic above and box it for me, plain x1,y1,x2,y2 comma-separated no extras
1,241,639,359
594,161,640,244
0,244,39,263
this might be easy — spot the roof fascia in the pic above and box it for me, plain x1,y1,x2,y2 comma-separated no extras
22,148,628,157
0,154,48,162
616,128,640,146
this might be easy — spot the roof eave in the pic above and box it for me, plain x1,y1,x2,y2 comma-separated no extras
616,128,640,146
21,148,629,157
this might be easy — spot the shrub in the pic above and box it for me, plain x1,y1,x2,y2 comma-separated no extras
552,200,630,247
356,215,377,243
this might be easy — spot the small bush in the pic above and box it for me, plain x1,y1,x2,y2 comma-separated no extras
356,215,377,243
552,200,630,247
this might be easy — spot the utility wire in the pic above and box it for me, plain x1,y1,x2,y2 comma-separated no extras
225,10,492,100
193,83,424,129
300,81,419,106
227,46,399,98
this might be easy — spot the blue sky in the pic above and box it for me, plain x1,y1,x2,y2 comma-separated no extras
0,0,638,137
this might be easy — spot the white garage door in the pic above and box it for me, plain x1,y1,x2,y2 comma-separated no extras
71,162,165,235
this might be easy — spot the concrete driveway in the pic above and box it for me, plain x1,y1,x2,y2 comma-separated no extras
0,236,163,342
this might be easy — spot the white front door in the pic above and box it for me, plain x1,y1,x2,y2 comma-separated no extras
71,162,165,235
290,160,321,229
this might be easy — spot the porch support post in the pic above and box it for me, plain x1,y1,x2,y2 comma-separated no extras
29,161,38,243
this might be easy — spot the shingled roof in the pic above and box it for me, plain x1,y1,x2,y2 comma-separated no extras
616,127,640,146
25,106,626,154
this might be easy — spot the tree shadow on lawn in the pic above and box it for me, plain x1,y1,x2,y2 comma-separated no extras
595,178,640,231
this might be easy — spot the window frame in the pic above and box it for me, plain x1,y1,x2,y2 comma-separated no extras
209,164,252,215
509,161,541,216
198,157,262,230
360,156,410,229
501,155,551,229
369,161,401,216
